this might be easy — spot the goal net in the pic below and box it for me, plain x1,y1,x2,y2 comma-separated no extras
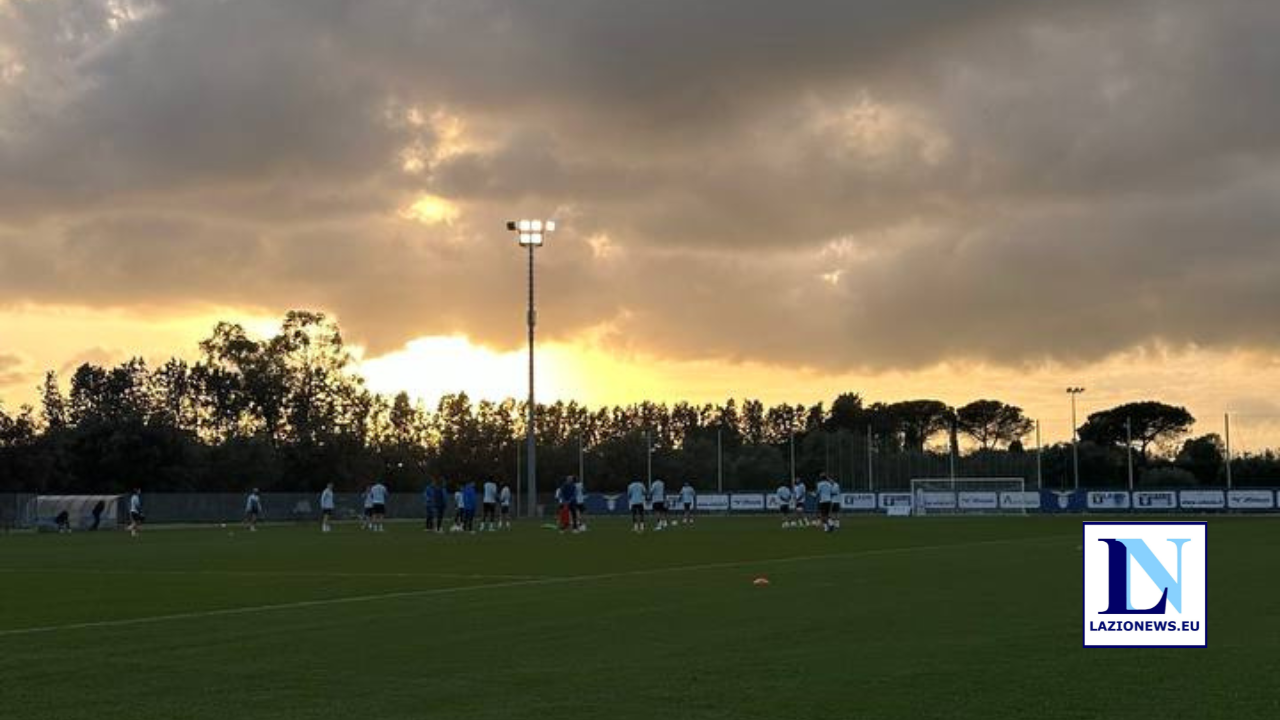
24,495,123,531
909,478,1030,516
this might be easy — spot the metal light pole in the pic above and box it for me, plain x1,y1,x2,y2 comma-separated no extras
1035,419,1043,490
716,429,723,493
508,219,555,517
866,425,874,492
1224,413,1233,490
1125,417,1134,491
789,431,796,487
1067,387,1085,490
645,431,653,487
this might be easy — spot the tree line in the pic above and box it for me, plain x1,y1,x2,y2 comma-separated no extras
2,311,1277,494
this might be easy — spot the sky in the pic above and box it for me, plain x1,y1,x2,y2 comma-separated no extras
2,0,1279,448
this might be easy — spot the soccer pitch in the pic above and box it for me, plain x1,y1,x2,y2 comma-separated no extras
1,517,1277,719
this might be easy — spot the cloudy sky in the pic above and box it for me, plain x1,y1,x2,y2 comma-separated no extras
2,0,1279,446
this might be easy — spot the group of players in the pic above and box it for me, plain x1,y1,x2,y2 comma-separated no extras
622,478,696,533
775,471,844,532
122,471,848,536
323,479,516,534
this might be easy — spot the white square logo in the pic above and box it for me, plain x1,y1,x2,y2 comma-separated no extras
1082,522,1207,648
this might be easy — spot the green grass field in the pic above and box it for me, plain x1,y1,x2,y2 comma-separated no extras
1,515,1277,719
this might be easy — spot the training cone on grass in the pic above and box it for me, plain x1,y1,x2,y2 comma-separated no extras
753,577,770,586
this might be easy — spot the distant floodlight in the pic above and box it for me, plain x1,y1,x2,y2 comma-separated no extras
507,218,555,247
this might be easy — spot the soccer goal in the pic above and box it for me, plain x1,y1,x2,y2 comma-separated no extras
24,495,123,531
908,478,1031,516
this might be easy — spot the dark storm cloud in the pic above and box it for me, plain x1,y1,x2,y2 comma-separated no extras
1,0,1278,368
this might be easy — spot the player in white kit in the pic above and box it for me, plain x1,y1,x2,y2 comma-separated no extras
368,481,388,532
793,478,809,527
499,484,512,529
627,480,647,533
244,489,262,532
679,482,696,524
481,479,499,531
815,474,833,531
127,488,144,537
776,483,794,527
320,483,335,532
573,477,587,531
650,478,668,530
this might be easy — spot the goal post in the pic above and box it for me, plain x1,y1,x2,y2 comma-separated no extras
909,478,1031,516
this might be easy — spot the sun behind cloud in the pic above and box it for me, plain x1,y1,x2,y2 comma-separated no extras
359,336,565,406
399,194,461,226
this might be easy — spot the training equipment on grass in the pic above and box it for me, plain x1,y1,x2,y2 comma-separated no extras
909,478,1029,516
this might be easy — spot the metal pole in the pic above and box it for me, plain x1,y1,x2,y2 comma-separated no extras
646,430,652,487
579,434,585,485
526,244,537,518
1035,420,1043,490
1126,417,1134,491
949,429,957,483
866,425,874,492
1070,391,1081,491
515,441,521,517
1224,413,1233,490
717,429,723,493
789,432,796,486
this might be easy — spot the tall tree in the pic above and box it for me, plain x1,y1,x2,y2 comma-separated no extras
741,399,767,445
825,393,864,432
887,400,952,453
40,371,67,430
1079,401,1195,460
1176,434,1225,484
956,400,1034,450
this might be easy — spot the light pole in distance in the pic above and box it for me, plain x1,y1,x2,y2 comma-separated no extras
508,218,555,517
1067,387,1086,490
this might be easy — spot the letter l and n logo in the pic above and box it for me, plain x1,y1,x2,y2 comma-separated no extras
1097,538,1189,614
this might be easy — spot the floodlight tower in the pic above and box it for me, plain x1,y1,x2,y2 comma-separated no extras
508,219,556,517
1067,387,1086,490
